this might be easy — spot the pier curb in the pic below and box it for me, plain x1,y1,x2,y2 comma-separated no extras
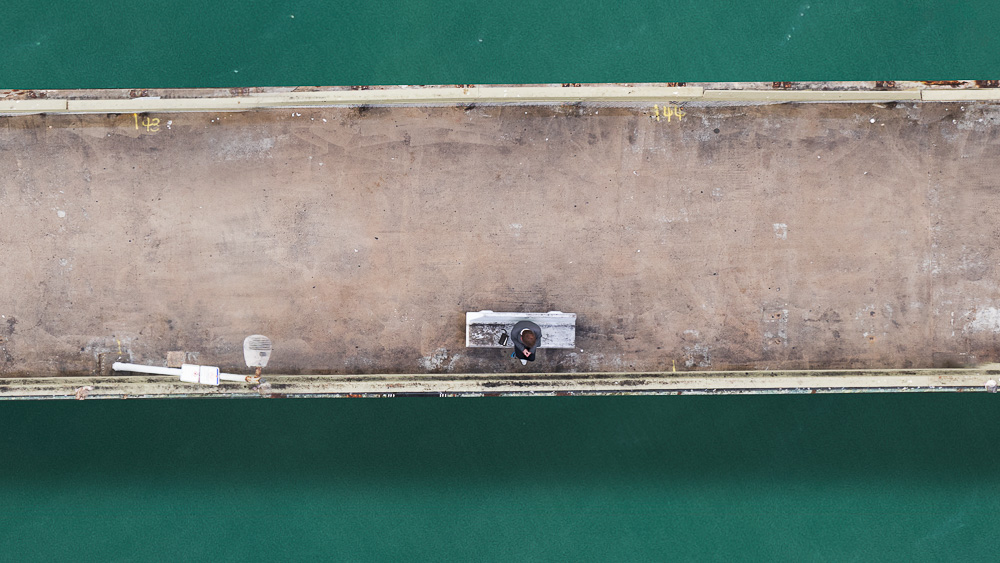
3,81,1000,115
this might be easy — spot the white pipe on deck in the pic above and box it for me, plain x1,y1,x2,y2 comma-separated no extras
219,373,248,382
112,362,249,383
113,363,180,376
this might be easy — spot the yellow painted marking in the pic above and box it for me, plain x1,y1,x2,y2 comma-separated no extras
129,113,160,133
651,104,685,122
116,339,122,354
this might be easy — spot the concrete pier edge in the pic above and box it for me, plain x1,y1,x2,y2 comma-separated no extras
3,367,999,400
2,81,1000,114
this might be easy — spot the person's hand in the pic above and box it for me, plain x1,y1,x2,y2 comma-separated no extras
523,349,531,357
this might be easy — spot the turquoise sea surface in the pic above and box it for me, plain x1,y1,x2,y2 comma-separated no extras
3,395,999,561
2,1,999,560
2,0,998,88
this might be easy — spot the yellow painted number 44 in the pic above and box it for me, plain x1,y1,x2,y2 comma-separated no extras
652,104,685,122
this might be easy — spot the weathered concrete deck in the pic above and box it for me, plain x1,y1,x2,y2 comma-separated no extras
2,96,999,377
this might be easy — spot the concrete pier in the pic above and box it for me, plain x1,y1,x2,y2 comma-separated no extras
1,83,999,386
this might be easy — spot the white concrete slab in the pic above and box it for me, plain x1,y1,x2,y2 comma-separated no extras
466,311,576,348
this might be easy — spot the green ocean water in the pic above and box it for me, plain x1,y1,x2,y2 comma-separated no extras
2,0,998,88
2,395,999,561
3,1,1000,560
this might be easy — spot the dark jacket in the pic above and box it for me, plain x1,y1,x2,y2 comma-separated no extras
512,321,542,362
